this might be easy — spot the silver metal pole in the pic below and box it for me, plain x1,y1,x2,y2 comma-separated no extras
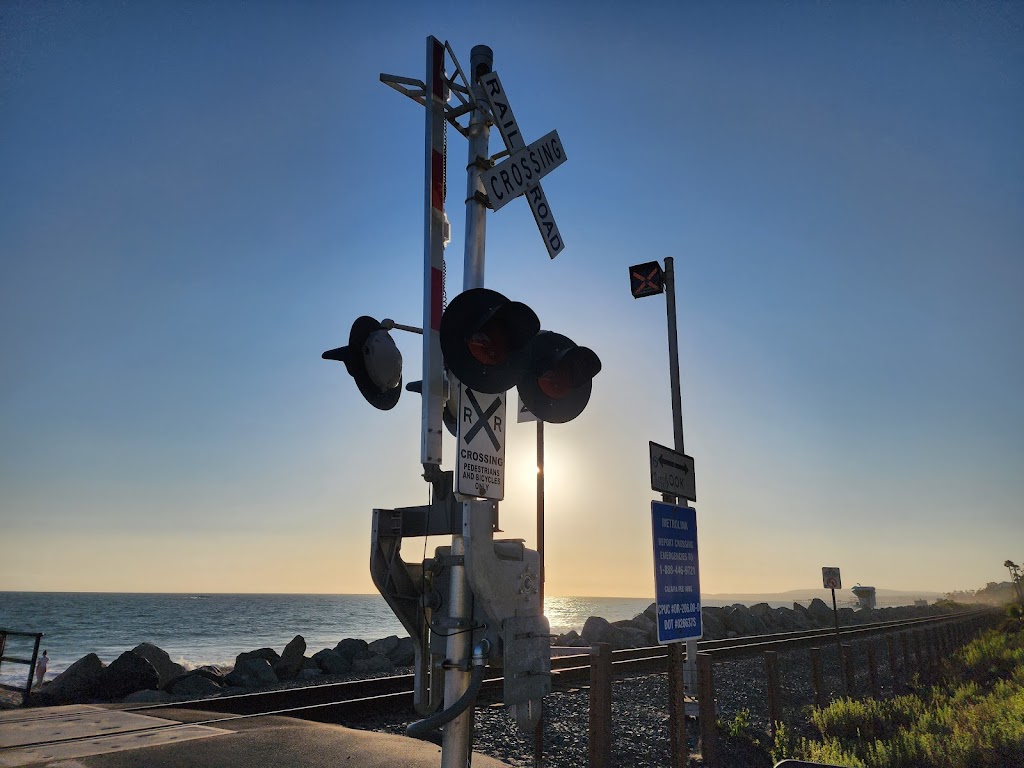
441,534,473,768
664,257,698,703
463,45,492,290
664,257,684,453
420,36,447,469
441,44,493,768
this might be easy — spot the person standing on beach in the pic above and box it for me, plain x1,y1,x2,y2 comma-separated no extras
34,650,48,688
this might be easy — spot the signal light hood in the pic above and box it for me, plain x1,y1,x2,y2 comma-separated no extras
519,331,601,423
440,288,540,394
322,315,402,411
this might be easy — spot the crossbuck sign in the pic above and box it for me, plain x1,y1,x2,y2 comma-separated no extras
479,71,566,259
456,384,506,500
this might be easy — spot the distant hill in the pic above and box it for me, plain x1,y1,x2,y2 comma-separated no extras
704,588,943,607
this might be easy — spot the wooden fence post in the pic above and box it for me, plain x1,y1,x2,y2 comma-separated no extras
697,653,720,768
809,647,827,709
901,632,912,680
912,631,925,680
866,643,880,699
668,642,687,768
841,644,855,697
886,635,899,691
589,643,612,768
764,651,782,735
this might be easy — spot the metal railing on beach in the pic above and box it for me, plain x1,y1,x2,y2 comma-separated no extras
0,629,43,706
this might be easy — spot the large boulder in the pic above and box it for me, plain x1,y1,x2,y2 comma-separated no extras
163,665,225,692
806,598,834,626
775,606,810,630
352,654,395,674
32,653,104,706
192,666,228,684
643,602,658,622
274,635,306,681
553,630,588,647
387,636,416,667
167,671,223,697
235,648,280,666
625,613,658,644
722,605,761,636
225,658,278,688
621,627,651,647
368,636,400,658
312,649,352,675
334,638,369,661
700,608,726,640
122,689,175,704
750,603,779,630
581,616,640,650
96,651,159,701
298,658,322,679
131,643,186,689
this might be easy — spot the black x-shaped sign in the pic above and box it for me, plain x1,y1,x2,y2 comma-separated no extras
629,260,664,299
464,389,502,451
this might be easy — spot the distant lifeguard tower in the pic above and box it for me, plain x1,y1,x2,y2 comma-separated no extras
852,584,877,609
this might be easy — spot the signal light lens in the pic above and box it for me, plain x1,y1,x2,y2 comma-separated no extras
519,332,601,423
467,322,510,366
537,367,571,400
440,288,540,393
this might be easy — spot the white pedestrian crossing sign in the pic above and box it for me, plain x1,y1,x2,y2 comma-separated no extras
456,384,506,500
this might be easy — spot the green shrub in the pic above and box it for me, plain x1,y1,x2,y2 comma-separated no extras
722,708,756,740
789,626,1024,768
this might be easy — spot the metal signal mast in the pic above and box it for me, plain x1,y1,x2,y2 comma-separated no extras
320,37,599,767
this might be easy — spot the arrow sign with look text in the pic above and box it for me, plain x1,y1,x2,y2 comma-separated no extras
649,441,696,501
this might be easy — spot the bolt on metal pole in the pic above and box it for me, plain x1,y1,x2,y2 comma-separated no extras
441,43,493,768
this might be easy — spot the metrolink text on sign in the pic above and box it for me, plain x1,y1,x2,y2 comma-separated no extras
484,131,566,212
652,501,702,643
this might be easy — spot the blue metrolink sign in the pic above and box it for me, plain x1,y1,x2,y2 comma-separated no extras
651,501,702,643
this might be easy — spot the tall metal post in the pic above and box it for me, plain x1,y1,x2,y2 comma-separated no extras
440,44,493,768
662,256,693,764
533,419,545,766
420,37,447,470
536,420,545,605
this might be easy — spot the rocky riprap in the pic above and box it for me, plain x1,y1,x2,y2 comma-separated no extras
28,599,950,711
552,598,947,651
29,634,417,707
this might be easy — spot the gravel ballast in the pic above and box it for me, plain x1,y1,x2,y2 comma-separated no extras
357,639,907,767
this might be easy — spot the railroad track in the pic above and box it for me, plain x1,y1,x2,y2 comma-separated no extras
0,609,994,755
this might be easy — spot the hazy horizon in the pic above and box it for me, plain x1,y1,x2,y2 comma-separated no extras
0,586,952,599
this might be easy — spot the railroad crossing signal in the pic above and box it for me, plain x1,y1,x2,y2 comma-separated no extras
322,316,403,410
629,261,665,299
519,331,601,424
440,288,601,424
440,288,540,394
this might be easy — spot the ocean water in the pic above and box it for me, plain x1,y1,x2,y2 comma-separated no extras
0,592,656,686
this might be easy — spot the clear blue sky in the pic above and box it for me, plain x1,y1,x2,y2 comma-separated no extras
2,1,1021,597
